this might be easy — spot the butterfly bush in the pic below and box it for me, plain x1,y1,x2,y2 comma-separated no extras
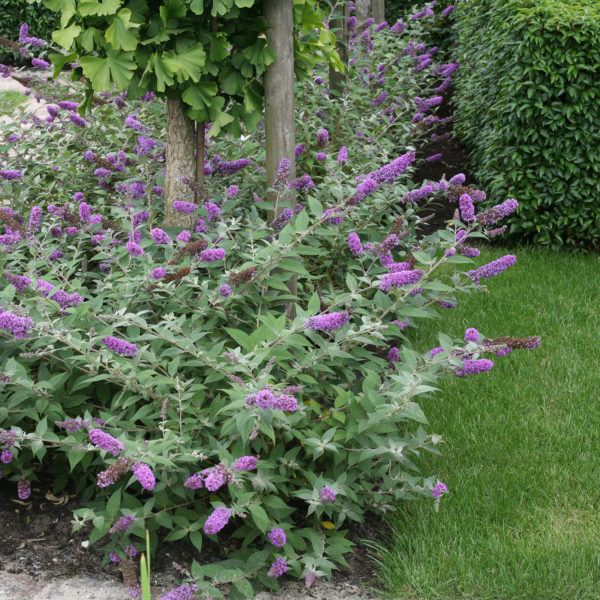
0,6,539,597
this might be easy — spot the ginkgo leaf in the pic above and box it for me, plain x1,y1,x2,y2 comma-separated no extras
78,0,122,17
162,43,206,82
181,81,218,109
105,9,139,51
52,24,81,50
79,50,136,91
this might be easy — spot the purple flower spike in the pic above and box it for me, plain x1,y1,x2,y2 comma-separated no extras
464,328,480,343
459,193,475,222
467,255,516,284
131,462,155,491
199,248,225,262
268,528,287,547
173,201,197,214
232,456,258,471
160,583,198,600
203,506,231,535
268,558,288,578
89,429,124,456
150,228,171,245
348,232,363,256
455,359,494,377
219,284,232,297
380,269,424,291
320,486,336,502
17,480,31,500
305,311,350,332
101,336,138,357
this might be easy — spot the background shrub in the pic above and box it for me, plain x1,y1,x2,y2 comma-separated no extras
0,0,58,65
453,0,600,249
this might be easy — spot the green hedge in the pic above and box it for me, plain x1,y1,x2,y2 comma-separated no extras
453,0,600,249
0,0,59,64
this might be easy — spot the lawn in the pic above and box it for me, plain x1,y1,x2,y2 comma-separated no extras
378,246,600,600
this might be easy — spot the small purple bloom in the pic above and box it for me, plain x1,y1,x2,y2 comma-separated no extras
204,201,221,222
432,481,448,499
348,232,363,256
203,506,231,535
1,170,23,180
151,267,166,280
467,255,517,284
268,528,287,547
18,480,31,500
316,152,327,162
459,193,475,222
380,269,424,291
31,58,50,69
464,328,480,343
232,456,258,471
455,359,494,377
150,228,171,246
101,336,138,357
225,184,238,198
320,486,336,502
219,284,232,297
173,201,197,214
268,558,288,578
89,429,124,456
126,241,144,257
306,311,350,332
199,248,225,262
69,113,86,127
131,462,155,491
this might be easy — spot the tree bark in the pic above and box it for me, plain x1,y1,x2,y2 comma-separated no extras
355,0,371,28
195,121,205,205
372,0,385,23
328,5,349,96
164,97,196,228
263,0,296,213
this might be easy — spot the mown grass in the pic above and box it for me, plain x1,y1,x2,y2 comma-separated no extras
377,246,600,600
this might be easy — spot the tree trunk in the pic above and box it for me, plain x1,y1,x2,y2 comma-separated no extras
263,0,296,212
372,0,385,23
329,5,349,95
164,97,196,228
355,0,371,28
195,121,205,205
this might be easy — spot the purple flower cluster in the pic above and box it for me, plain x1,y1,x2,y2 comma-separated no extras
289,174,315,191
380,269,424,291
459,193,475,222
455,359,494,377
464,328,480,343
151,228,171,245
109,514,134,533
160,583,198,600
131,462,155,491
219,284,232,297
348,232,363,256
132,211,149,228
0,310,33,339
1,170,22,180
5,272,31,292
173,201,197,214
199,248,225,262
268,528,287,547
316,128,329,145
320,486,336,502
404,184,434,203
89,429,124,456
216,159,251,175
467,255,516,284
322,207,343,225
364,152,415,185
18,480,31,500
270,207,294,231
203,506,231,534
126,240,145,257
244,389,299,412
268,558,288,578
273,158,291,190
125,115,143,131
232,456,258,471
101,336,138,357
337,146,348,164
478,198,518,226
305,311,350,332
204,201,221,221
203,463,234,491
432,481,448,499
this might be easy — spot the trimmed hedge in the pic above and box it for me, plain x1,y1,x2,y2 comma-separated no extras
0,0,59,64
453,0,600,249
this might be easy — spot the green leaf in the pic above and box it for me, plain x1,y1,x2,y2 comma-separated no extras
79,50,136,91
163,43,206,82
242,39,275,67
107,489,121,517
189,0,204,14
210,35,230,62
52,24,81,50
105,9,139,51
49,52,77,78
190,530,203,552
207,110,234,137
248,504,269,533
78,0,122,17
212,0,234,16
232,579,253,599
224,327,253,351
182,81,218,109
43,0,75,11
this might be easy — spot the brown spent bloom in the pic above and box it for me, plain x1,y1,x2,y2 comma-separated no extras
62,211,80,226
102,218,121,232
0,36,20,52
163,266,191,283
228,266,256,286
389,215,405,237
449,185,479,203
119,559,139,591
93,155,115,170
0,209,26,235
168,240,209,265
97,457,132,488
488,336,541,350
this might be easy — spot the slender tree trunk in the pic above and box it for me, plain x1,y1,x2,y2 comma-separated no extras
263,0,296,213
372,0,385,23
356,0,371,28
263,0,297,307
329,5,349,96
164,97,195,227
195,121,205,205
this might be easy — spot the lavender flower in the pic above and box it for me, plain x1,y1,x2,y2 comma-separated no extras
125,115,143,131
219,284,232,297
0,311,33,338
455,359,494,377
184,473,204,489
371,91,388,107
316,128,329,145
126,241,145,257
289,174,315,191
173,201,197,214
1,450,13,463
5,272,31,292
442,5,455,16
273,158,291,190
365,152,415,185
295,143,306,159
110,553,120,563
132,211,149,227
320,486,336,502
199,248,225,262
380,269,424,291
387,347,400,362
404,184,434,203
426,153,443,162
348,232,363,256
337,146,348,164
150,228,171,245
58,101,79,110
270,207,294,231
109,515,135,533
195,218,208,233
135,136,157,155
101,336,138,357
464,328,480,343
375,21,388,32
225,184,238,198
268,528,287,547
176,230,191,244
1,170,23,180
459,193,475,222
432,481,448,499
17,480,31,500
160,583,198,600
217,159,251,175
69,113,86,127
316,152,327,162
27,206,41,231
467,255,516,284
477,199,518,226
273,394,298,412
306,311,350,332
203,506,231,534
125,545,137,558
232,456,258,471
204,201,221,221
89,429,124,456
268,558,288,578
131,462,155,491
31,58,50,69
322,207,343,225
449,173,466,185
